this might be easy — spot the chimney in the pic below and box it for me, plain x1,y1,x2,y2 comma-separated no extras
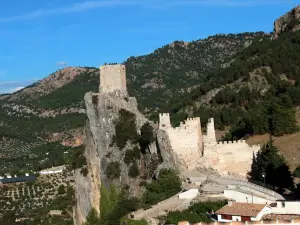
228,200,233,206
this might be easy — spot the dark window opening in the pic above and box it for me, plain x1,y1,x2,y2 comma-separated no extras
221,215,232,220
241,216,251,222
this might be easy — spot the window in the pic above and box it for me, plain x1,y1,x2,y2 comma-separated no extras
221,215,232,220
241,216,251,222
281,202,285,208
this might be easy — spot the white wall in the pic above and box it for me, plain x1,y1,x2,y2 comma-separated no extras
271,201,300,214
216,206,271,222
178,189,199,199
224,189,273,204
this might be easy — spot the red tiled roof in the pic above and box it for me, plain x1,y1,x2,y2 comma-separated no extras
216,202,267,217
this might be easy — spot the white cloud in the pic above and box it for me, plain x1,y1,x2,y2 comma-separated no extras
10,86,24,93
0,80,36,87
0,0,292,22
0,0,141,22
57,61,68,66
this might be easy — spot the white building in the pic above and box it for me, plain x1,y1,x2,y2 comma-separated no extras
39,165,66,175
215,201,271,222
178,189,199,199
270,201,300,214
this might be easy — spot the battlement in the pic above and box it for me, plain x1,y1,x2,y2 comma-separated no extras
217,140,261,149
159,113,171,129
218,140,246,144
99,64,127,95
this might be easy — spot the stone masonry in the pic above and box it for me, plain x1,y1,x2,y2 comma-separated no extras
99,64,127,95
159,113,260,177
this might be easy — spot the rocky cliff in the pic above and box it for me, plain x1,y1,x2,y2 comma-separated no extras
73,90,159,225
274,5,300,39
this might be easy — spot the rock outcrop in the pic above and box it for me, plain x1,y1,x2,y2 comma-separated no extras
274,5,300,39
73,90,154,225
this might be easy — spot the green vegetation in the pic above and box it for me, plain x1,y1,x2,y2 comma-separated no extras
248,138,294,190
112,109,138,149
128,161,139,178
105,162,121,179
85,184,142,225
143,169,181,207
293,166,300,178
32,69,99,109
168,31,300,139
139,122,155,153
125,32,268,116
164,201,227,224
0,172,75,225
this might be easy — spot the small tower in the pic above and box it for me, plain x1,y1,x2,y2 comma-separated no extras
99,64,127,95
206,118,217,143
159,113,171,130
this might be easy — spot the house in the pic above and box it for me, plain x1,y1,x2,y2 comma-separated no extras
269,201,300,215
0,175,36,184
215,201,271,222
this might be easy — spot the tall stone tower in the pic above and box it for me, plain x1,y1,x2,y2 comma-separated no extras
206,118,217,143
159,113,172,130
99,64,127,95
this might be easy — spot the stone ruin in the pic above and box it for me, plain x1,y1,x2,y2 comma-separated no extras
159,113,260,177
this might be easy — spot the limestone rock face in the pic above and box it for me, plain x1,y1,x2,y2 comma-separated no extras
73,91,151,225
274,6,300,39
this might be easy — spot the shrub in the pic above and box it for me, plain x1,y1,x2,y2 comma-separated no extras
92,95,98,105
143,169,181,206
293,166,300,178
105,162,121,179
128,162,139,178
112,109,138,149
58,185,65,195
80,167,88,177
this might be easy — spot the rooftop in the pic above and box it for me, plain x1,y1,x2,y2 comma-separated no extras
215,202,267,217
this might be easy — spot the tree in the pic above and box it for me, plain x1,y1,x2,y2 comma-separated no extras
85,208,101,225
248,138,293,190
105,162,121,179
58,185,65,195
129,161,139,178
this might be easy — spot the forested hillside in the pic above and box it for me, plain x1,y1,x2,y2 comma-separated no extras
167,30,300,140
125,32,269,115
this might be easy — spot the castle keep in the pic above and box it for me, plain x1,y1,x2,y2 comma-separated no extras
100,64,127,95
159,113,260,176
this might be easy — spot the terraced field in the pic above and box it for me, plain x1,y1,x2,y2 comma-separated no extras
0,171,75,223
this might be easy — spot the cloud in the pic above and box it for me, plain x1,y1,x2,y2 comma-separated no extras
0,80,36,87
0,0,291,22
0,0,141,22
10,86,25,93
57,61,68,66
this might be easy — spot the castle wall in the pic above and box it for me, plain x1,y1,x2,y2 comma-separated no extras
158,113,261,177
203,140,260,176
99,64,127,94
159,114,202,168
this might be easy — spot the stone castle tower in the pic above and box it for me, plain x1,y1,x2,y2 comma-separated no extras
158,113,260,176
99,64,127,95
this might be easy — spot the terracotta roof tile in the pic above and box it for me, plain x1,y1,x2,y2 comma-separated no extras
216,202,267,217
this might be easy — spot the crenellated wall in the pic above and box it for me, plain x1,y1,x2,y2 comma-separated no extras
159,114,202,168
158,114,261,176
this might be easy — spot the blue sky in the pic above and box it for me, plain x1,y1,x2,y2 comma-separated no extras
0,0,298,93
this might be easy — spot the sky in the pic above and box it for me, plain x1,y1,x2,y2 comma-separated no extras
0,0,298,93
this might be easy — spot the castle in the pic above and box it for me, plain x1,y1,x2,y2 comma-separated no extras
159,113,261,176
98,63,260,177
99,64,127,96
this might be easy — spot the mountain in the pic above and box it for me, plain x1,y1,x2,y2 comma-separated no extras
0,4,299,188
1,5,300,224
